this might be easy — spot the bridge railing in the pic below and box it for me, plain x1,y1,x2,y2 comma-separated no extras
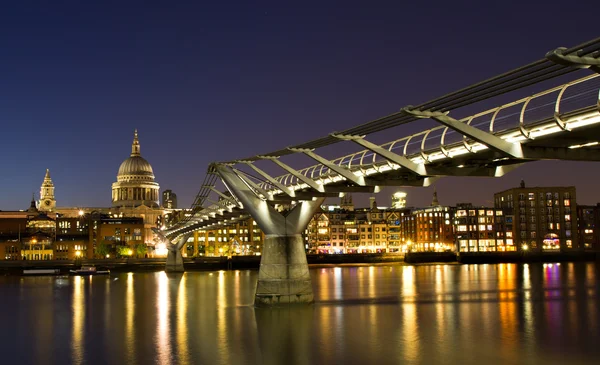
255,74,600,193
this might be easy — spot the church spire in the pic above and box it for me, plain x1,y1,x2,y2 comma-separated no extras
45,168,51,179
131,129,141,156
28,193,38,212
432,186,439,207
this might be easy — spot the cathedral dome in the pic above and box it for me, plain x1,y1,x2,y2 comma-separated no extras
118,155,154,178
112,130,160,208
115,130,155,181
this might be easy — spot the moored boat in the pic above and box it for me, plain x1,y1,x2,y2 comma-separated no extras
69,265,110,275
23,269,61,276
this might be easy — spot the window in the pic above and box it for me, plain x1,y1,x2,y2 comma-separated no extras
564,199,570,206
528,193,534,200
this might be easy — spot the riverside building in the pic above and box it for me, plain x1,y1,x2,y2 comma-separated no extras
454,204,514,252
494,181,578,251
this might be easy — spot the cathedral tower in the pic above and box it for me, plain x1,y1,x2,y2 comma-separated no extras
39,169,56,212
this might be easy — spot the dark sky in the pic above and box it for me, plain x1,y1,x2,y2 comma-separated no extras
1,0,598,211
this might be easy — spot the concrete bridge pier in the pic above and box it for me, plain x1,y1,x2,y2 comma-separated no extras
216,164,324,306
165,233,191,273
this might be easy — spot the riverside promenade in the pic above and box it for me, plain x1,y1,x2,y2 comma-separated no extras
1,252,599,275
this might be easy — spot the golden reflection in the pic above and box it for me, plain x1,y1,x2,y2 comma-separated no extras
156,272,171,365
216,271,230,365
368,266,375,298
402,304,419,361
522,263,534,349
497,265,517,351
125,273,136,364
104,277,111,326
333,267,342,300
401,266,415,300
434,266,447,345
176,274,189,365
317,268,331,301
72,276,84,364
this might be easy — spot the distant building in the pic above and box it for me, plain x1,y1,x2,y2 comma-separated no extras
162,190,178,209
391,191,407,209
577,204,600,250
494,180,578,251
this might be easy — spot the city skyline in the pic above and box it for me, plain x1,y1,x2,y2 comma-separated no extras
1,2,599,210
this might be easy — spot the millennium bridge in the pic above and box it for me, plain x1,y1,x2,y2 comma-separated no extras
156,37,600,306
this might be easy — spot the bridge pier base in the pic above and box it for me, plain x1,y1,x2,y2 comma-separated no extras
255,234,313,307
165,248,184,273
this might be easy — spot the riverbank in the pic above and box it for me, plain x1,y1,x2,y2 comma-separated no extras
1,251,599,275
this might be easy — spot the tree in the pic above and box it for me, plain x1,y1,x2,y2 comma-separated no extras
95,242,110,258
117,245,132,258
135,243,147,258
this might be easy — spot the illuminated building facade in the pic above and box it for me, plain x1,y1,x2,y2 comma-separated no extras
454,204,514,252
410,206,455,252
162,190,178,209
183,217,264,257
494,181,578,251
577,204,600,250
391,192,407,209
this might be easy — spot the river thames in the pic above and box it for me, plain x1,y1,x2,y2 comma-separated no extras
1,262,599,365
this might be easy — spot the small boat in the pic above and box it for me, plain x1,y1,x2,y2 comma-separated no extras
70,265,110,275
23,269,61,276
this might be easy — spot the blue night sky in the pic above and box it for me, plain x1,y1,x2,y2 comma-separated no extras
0,0,598,211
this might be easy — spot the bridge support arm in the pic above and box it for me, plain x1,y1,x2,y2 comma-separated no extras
289,147,366,185
402,107,526,159
331,133,428,176
258,156,325,193
240,161,296,197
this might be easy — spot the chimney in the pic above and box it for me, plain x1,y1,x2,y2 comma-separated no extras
369,197,376,209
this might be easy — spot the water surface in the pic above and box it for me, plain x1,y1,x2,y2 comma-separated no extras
1,262,599,364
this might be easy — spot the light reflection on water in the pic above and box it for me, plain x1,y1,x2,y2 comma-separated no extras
0,262,599,365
